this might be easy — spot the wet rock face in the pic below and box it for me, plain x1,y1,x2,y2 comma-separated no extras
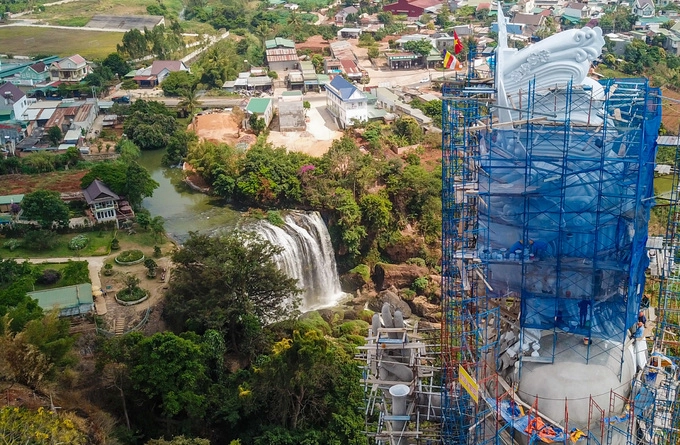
373,263,429,291
340,271,367,292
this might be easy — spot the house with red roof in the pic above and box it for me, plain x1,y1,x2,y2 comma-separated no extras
133,60,189,88
383,0,443,19
49,55,90,82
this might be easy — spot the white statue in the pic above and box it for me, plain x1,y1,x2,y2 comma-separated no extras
495,4,606,125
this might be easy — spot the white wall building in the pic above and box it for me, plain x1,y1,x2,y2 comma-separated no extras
326,76,367,128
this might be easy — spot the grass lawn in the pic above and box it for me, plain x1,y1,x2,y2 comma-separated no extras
2,231,114,259
31,262,84,290
655,175,674,196
2,227,173,259
0,27,122,60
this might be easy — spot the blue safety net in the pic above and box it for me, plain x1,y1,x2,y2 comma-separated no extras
478,78,661,340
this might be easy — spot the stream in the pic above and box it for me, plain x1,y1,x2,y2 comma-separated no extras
137,149,241,243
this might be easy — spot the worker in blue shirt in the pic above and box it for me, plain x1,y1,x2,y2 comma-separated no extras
508,240,524,258
634,321,645,339
529,240,550,259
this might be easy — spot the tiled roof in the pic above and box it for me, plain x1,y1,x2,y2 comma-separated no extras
82,179,119,204
0,82,26,100
68,54,86,65
150,60,185,76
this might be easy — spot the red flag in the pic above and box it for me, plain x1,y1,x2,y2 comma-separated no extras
453,30,463,54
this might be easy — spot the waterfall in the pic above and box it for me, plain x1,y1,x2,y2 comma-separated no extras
255,211,344,310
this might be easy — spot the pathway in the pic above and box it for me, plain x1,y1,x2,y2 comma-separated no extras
25,256,108,315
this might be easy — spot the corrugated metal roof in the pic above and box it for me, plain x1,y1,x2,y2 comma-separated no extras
0,194,23,205
246,98,272,114
28,282,93,312
265,37,296,49
266,48,299,63
657,136,680,146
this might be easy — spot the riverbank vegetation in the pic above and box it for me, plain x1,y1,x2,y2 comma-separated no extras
185,133,442,270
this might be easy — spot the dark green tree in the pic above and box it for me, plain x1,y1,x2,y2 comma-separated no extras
118,29,148,59
394,116,424,144
21,189,70,229
163,130,198,167
46,126,62,146
161,71,199,97
248,114,266,135
403,39,434,57
102,52,131,78
164,231,302,353
251,325,367,444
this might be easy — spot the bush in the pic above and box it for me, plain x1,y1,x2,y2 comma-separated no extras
349,264,370,282
401,289,416,301
116,286,148,302
333,320,369,337
412,276,429,294
37,268,62,285
61,260,90,285
68,234,89,250
406,257,426,267
110,238,120,250
3,239,22,251
23,230,59,251
266,210,285,227
103,263,114,276
153,246,161,257
115,250,144,264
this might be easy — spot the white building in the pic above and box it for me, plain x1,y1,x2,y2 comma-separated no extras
49,55,90,82
0,82,29,120
326,76,367,128
82,179,120,226
633,0,655,17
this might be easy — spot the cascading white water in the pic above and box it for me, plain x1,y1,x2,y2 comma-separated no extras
255,211,344,310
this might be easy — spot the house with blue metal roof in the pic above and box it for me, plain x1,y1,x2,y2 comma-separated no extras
325,76,367,129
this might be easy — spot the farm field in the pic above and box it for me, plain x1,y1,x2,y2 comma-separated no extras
0,170,89,195
0,27,122,59
27,0,183,24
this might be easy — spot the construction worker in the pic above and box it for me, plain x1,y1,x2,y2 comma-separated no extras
638,310,647,327
578,299,591,328
507,240,524,258
529,239,550,259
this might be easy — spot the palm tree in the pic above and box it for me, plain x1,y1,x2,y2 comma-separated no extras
256,23,271,47
178,84,200,131
149,216,165,243
287,10,302,32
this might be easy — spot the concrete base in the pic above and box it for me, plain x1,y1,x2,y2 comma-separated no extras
518,332,635,428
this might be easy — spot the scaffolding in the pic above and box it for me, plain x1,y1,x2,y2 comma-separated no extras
441,55,667,443
358,308,443,445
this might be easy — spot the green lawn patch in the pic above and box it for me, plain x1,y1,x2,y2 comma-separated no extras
655,175,674,196
0,27,122,59
54,16,90,27
1,230,114,259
